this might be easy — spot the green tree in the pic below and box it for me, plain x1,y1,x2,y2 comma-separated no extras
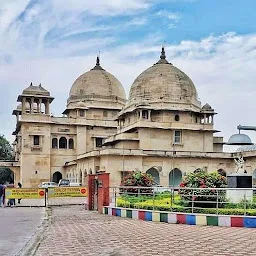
0,135,14,184
0,135,14,160
0,168,13,184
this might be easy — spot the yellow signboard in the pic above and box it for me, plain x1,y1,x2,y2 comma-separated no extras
48,187,87,198
5,188,46,199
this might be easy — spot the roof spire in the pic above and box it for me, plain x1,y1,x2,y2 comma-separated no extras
91,52,104,70
155,45,170,65
96,54,100,66
160,46,166,60
30,82,33,86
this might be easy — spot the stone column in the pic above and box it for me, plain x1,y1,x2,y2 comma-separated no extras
37,100,40,113
148,110,151,121
39,98,42,113
22,97,26,114
204,114,206,124
139,110,142,120
31,97,34,113
45,99,50,114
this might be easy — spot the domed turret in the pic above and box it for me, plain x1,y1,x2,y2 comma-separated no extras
122,47,201,114
67,57,126,110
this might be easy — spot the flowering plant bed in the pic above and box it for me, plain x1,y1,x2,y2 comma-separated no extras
178,170,227,207
116,192,256,216
120,171,154,195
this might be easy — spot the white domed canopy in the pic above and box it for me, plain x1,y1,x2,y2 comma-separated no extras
123,47,201,113
67,57,126,109
227,134,253,145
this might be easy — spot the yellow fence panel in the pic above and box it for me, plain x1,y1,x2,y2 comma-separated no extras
5,188,46,199
48,187,87,198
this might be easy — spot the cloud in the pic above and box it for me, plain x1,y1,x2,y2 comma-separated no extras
50,0,151,15
126,17,148,26
0,0,30,32
156,10,181,21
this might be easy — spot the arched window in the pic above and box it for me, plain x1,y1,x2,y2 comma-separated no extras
142,110,148,119
52,138,58,149
169,168,182,187
146,168,160,185
59,137,67,149
68,138,74,149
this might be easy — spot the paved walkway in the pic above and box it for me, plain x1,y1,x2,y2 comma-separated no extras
0,207,44,256
34,206,256,256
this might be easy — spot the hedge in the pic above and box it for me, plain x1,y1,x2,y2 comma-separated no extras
116,196,256,216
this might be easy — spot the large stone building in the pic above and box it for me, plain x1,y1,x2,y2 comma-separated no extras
9,48,256,187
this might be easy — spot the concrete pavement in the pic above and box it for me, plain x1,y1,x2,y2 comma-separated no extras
35,205,256,256
0,207,44,256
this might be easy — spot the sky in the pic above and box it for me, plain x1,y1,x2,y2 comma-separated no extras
1,0,256,149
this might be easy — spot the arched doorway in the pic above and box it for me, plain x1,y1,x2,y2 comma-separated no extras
169,168,182,187
146,168,160,185
218,169,227,177
52,171,62,183
253,169,256,187
79,170,82,184
0,168,14,184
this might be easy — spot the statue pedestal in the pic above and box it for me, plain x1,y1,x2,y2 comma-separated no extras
226,174,253,203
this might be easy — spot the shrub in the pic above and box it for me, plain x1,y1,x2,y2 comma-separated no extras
120,171,154,195
178,170,227,208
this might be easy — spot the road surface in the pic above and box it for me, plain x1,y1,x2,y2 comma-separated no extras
0,207,44,256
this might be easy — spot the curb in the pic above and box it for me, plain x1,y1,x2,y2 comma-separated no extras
16,207,52,256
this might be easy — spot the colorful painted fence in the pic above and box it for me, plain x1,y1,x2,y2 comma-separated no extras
103,207,256,228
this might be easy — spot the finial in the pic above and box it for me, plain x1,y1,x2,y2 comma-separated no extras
30,82,33,86
39,83,42,87
160,46,166,60
96,56,100,66
155,45,170,65
91,52,104,70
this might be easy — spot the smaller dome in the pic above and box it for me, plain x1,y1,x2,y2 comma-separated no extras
227,133,253,145
67,57,126,109
202,103,212,110
22,83,50,96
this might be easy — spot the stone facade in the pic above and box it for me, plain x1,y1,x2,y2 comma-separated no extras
10,49,256,187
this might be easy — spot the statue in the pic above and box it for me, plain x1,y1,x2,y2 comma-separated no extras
234,155,245,173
